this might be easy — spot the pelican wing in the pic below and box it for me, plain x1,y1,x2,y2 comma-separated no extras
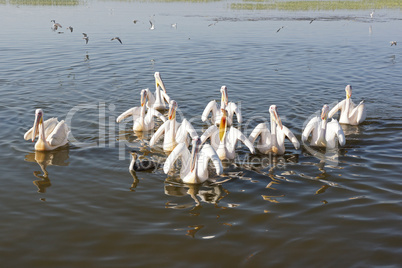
201,100,218,122
280,125,300,149
163,143,191,176
149,120,168,146
47,120,69,147
116,107,142,123
176,119,198,144
349,101,366,125
147,107,166,122
248,123,269,144
302,116,319,143
328,100,346,119
200,144,223,175
24,117,59,140
161,90,171,105
228,127,255,154
327,119,345,147
227,102,242,124
200,125,219,149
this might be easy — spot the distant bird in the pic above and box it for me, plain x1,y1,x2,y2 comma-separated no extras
51,20,62,31
82,33,89,44
57,32,64,34
149,20,155,30
310,19,315,24
171,23,177,29
370,10,375,18
111,37,122,44
67,26,73,32
208,20,218,27
129,151,159,171
133,20,138,24
276,26,285,33
390,41,397,46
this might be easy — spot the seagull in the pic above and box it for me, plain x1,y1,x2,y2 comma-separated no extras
370,10,375,18
149,20,155,30
51,20,62,31
310,19,315,24
111,37,122,44
82,33,89,44
208,20,218,27
390,41,397,46
67,26,73,32
133,20,138,24
276,26,285,33
171,23,177,29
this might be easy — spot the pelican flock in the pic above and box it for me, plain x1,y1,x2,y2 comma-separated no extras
24,70,366,184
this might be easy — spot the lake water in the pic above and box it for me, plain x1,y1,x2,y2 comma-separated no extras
1,0,402,267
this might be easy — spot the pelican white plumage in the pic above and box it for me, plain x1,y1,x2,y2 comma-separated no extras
302,105,345,148
249,105,299,155
116,89,166,132
328,85,366,125
144,72,171,110
201,109,254,160
164,137,223,184
24,109,69,151
202,86,242,126
150,100,198,152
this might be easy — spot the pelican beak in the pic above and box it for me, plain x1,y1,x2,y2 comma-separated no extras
190,138,201,172
32,110,43,142
345,85,352,99
168,101,177,120
141,90,147,107
219,108,227,142
321,105,329,120
221,86,228,106
130,151,138,161
271,106,283,130
154,72,167,93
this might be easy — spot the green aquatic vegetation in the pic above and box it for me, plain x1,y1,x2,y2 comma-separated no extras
7,0,80,5
231,0,402,11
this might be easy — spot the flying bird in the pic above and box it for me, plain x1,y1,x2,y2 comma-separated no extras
67,26,73,32
328,85,366,125
133,20,138,24
149,20,155,30
276,26,285,33
24,109,70,151
390,41,397,46
51,20,62,31
82,33,89,44
111,37,122,44
310,19,315,24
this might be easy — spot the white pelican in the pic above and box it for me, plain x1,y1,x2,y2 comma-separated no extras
328,85,366,125
116,89,166,132
144,72,171,110
201,109,254,160
24,109,69,151
150,100,198,152
249,105,300,155
164,137,223,184
302,105,345,149
201,86,242,126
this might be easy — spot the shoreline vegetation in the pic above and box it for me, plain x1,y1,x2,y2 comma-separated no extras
1,0,401,10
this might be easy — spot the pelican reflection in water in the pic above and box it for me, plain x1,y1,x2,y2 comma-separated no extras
25,149,69,193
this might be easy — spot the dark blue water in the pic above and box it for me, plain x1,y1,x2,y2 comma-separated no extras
0,1,401,267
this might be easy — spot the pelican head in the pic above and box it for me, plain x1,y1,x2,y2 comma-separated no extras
345,85,352,99
219,108,228,142
190,137,202,172
154,72,167,93
32,109,44,142
269,105,283,129
168,100,177,120
140,89,147,107
220,86,228,106
321,104,329,120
